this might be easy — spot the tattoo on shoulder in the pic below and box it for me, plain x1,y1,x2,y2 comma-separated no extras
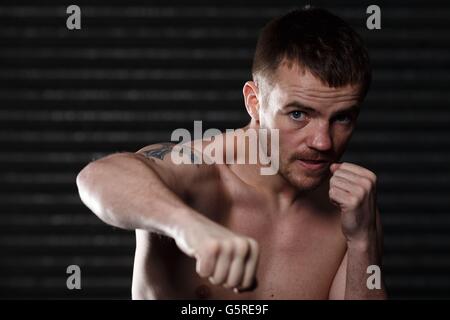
141,142,203,166
142,143,174,160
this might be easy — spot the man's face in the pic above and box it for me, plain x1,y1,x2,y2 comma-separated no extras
258,62,362,192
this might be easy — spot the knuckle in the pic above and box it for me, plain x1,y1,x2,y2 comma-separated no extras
332,175,342,183
197,262,211,278
234,238,249,257
349,195,360,207
248,238,259,253
368,171,377,184
361,177,373,190
203,240,220,258
220,239,234,255
354,185,366,197
197,256,212,271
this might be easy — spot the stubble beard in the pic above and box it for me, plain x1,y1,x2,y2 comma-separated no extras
279,154,330,194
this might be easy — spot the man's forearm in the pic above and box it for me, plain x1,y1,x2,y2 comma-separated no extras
76,152,197,238
345,233,387,300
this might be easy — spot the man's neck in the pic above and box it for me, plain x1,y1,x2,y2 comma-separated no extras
234,163,331,212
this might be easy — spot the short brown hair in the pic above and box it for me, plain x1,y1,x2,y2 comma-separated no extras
252,6,372,99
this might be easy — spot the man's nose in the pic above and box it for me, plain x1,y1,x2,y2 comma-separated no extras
306,121,332,151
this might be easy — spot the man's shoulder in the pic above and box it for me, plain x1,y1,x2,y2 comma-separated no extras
134,142,222,201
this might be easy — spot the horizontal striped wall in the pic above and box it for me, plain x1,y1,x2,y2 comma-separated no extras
0,0,449,299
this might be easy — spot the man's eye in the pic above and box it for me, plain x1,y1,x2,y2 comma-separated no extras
334,114,352,124
290,111,306,121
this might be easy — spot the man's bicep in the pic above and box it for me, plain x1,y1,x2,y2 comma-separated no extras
328,251,347,300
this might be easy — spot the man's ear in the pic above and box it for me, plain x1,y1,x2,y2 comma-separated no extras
242,81,260,122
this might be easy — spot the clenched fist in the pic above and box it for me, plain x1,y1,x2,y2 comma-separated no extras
329,162,378,245
174,214,259,292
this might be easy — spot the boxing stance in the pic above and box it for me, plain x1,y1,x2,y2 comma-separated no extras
76,7,387,299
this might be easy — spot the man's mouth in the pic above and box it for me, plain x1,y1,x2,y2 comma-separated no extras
297,158,330,171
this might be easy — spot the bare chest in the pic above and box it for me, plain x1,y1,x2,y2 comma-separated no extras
213,205,347,299
137,203,346,299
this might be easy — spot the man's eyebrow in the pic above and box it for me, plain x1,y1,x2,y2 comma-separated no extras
331,105,360,116
283,101,317,113
284,101,360,116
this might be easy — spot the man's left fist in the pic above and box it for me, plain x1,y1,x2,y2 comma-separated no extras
329,162,377,244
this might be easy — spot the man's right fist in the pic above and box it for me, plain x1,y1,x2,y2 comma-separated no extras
174,214,259,292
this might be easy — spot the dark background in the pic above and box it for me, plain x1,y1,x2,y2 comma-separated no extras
1,0,449,299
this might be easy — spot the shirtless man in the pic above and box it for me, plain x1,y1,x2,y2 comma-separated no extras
76,7,387,299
